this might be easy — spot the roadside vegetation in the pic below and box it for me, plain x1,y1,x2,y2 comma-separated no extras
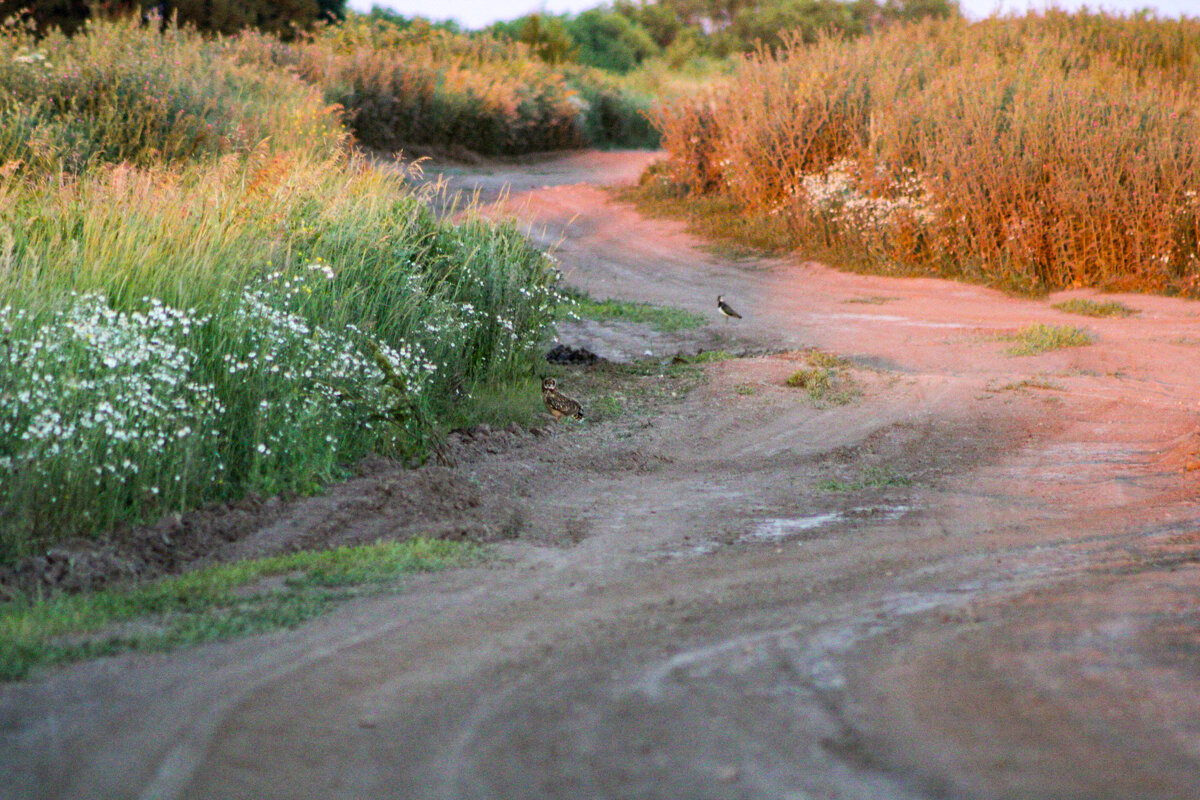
0,18,565,563
647,10,1200,296
0,538,477,681
482,0,955,71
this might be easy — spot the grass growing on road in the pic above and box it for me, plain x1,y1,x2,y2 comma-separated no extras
563,290,707,332
1052,298,1138,317
787,350,859,405
1004,324,1094,356
820,466,912,492
0,538,479,682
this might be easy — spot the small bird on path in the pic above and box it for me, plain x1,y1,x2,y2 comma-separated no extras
542,377,584,421
717,295,742,320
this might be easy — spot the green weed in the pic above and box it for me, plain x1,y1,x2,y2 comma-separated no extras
563,291,707,332
819,466,911,492
673,349,736,365
440,376,547,433
1052,298,1137,317
0,538,479,682
786,361,860,406
1004,324,1094,356
806,349,850,369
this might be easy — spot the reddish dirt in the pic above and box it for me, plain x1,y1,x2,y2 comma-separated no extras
3,149,1200,799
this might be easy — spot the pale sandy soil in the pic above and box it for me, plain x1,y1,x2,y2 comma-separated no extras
3,150,1200,800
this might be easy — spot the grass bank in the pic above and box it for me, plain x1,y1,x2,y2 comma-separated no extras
0,538,478,681
0,19,564,562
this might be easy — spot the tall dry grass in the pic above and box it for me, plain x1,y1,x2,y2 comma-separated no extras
652,11,1200,294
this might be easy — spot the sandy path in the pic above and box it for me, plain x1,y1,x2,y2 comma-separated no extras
4,150,1200,799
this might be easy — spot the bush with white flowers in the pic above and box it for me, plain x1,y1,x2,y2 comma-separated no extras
0,293,224,547
217,268,437,489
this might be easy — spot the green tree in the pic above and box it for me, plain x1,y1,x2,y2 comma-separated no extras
365,5,460,33
883,0,957,23
614,0,684,49
497,13,576,64
731,0,865,49
567,8,659,73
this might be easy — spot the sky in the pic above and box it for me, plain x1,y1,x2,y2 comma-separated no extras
347,0,1197,30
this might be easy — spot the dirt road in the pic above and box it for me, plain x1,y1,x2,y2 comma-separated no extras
5,150,1200,799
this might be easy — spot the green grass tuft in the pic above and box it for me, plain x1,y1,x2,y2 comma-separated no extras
786,367,831,391
819,465,912,492
0,538,479,682
672,349,736,365
440,376,547,433
786,355,860,405
1052,298,1138,317
1004,324,1094,356
563,291,707,332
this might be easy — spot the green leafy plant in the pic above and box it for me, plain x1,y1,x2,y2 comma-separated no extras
1004,324,1094,356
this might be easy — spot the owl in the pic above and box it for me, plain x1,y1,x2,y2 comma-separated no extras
542,377,584,420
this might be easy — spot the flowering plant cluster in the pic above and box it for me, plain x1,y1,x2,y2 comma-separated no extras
220,266,438,485
0,294,223,544
0,266,467,557
792,159,936,238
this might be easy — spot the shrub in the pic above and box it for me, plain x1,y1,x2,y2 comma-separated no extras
275,18,658,155
0,18,343,174
568,9,659,74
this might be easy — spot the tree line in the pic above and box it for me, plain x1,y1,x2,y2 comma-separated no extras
1,0,958,69
484,0,960,73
